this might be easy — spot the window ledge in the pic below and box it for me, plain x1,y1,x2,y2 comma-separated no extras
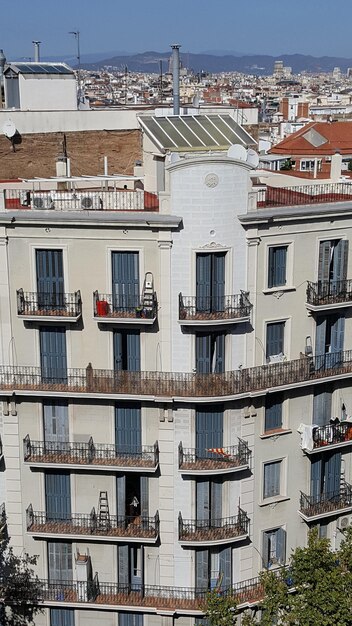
260,429,292,440
259,496,290,508
263,286,296,295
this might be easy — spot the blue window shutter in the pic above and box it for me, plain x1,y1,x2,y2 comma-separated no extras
215,334,225,373
45,473,71,519
331,315,345,354
118,544,130,585
112,252,140,309
50,609,75,626
313,386,332,426
318,241,332,282
211,480,222,522
266,322,284,359
196,407,223,459
196,334,211,373
212,253,225,312
268,247,287,288
36,249,64,301
140,476,149,518
333,240,348,282
195,550,209,588
43,400,69,443
48,542,72,581
196,254,211,312
114,331,123,371
324,452,341,497
263,462,280,498
127,331,140,372
310,457,322,498
130,546,143,590
265,394,283,431
119,614,143,626
196,481,210,521
219,546,231,589
40,327,67,383
115,404,141,452
116,475,126,517
315,316,327,357
276,528,286,564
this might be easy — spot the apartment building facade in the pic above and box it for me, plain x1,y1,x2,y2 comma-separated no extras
1,115,352,626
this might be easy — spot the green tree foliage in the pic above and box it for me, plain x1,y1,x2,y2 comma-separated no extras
203,589,236,626
0,535,43,626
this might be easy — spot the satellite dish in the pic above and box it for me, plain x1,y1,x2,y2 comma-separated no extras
3,120,16,139
227,144,247,161
246,149,260,168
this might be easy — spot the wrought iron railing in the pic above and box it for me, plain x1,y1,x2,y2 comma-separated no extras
17,289,82,317
4,189,159,212
179,292,252,322
312,423,352,450
37,574,264,610
306,280,352,307
178,438,251,470
3,351,352,398
0,434,2,459
300,481,352,518
258,183,352,208
178,508,250,542
26,505,159,540
0,502,6,536
93,291,157,319
23,435,159,468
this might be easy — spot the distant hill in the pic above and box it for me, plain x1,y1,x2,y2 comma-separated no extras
79,51,352,74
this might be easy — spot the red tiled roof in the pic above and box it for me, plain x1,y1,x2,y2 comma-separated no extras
269,121,352,156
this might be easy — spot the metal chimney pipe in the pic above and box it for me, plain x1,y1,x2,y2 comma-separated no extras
171,44,181,116
32,41,41,63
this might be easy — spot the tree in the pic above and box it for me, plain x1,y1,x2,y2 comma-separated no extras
203,589,236,626
0,534,43,626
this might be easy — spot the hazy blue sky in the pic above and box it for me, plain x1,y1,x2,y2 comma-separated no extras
1,0,350,60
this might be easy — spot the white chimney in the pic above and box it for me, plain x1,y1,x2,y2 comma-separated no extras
330,152,342,181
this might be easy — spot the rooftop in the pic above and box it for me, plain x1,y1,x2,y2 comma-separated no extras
5,62,74,76
269,121,352,156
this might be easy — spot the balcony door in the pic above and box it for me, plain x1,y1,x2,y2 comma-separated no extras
36,249,64,310
196,479,222,525
45,472,71,520
40,326,67,383
196,252,225,313
195,333,225,374
315,313,345,368
195,547,231,590
310,451,341,500
116,474,148,520
312,385,332,427
48,542,72,581
112,252,139,312
196,407,223,460
115,404,141,455
118,544,144,590
318,239,348,286
114,330,140,372
43,400,69,443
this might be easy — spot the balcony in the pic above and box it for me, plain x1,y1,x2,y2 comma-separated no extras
26,506,159,543
23,436,159,473
17,289,82,322
257,182,352,208
178,293,252,326
178,439,251,475
299,481,352,521
305,423,352,455
178,508,250,546
306,280,352,311
38,575,264,613
93,292,157,324
3,350,352,401
4,189,159,212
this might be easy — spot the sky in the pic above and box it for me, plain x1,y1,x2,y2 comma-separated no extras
1,0,351,61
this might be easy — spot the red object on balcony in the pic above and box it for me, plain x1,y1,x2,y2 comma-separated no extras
96,300,109,316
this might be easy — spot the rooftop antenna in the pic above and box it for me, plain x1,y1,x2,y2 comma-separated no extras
0,50,6,107
69,30,81,105
171,44,181,115
159,59,163,104
32,41,41,63
124,65,128,105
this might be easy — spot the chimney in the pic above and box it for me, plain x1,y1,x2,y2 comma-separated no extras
330,151,342,181
32,41,41,63
171,44,181,115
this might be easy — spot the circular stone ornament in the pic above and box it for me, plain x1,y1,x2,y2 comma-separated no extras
205,173,219,188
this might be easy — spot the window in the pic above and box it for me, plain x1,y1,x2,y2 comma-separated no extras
36,249,64,310
114,330,140,371
310,452,341,500
196,407,223,459
119,614,143,626
50,609,75,626
195,547,232,590
196,479,222,523
312,385,332,427
318,239,348,284
40,326,67,383
196,252,226,312
264,394,283,432
315,313,344,367
112,251,140,312
262,528,286,568
195,332,225,373
263,461,281,499
266,322,285,362
118,545,143,591
115,403,141,453
268,246,287,288
48,542,72,581
300,159,321,172
45,472,71,520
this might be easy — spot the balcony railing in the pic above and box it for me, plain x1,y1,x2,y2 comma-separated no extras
38,575,264,611
4,189,159,212
299,481,352,519
23,435,159,470
26,505,159,541
2,351,352,399
306,280,352,308
93,292,157,320
0,435,2,460
178,508,250,543
178,293,252,323
0,502,6,538
17,289,82,319
178,439,251,472
258,183,352,208
311,423,352,451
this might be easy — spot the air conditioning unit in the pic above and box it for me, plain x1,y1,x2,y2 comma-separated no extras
338,515,352,530
80,194,101,210
31,194,54,210
269,353,285,364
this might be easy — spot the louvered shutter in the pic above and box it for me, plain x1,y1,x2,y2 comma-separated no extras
114,331,123,371
318,241,332,282
196,254,211,312
119,613,143,626
211,480,222,525
115,404,141,453
196,407,223,460
116,475,126,517
48,542,72,581
45,472,71,520
212,253,225,312
36,249,64,309
127,331,140,372
50,608,74,626
130,546,143,590
219,546,231,589
195,550,209,589
40,327,67,383
333,240,348,283
112,252,139,311
196,334,211,373
268,247,287,288
324,452,341,498
262,531,270,568
118,544,130,586
315,316,327,359
140,476,149,519
330,315,345,367
310,457,322,499
196,481,210,522
313,386,332,426
263,462,280,498
265,394,283,431
266,322,284,359
214,334,225,373
44,400,69,443
276,528,286,564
